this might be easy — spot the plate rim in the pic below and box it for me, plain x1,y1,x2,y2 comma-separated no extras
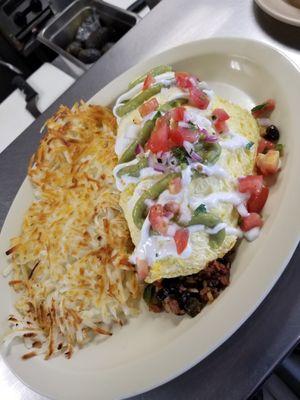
255,0,300,27
1,36,300,400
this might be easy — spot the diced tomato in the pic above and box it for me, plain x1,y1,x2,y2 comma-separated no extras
175,72,195,89
168,106,185,122
174,229,189,255
251,99,276,118
188,86,209,110
212,108,230,122
256,150,280,176
247,186,269,213
139,98,159,118
214,119,227,134
169,177,182,194
238,175,263,194
149,204,169,235
136,258,149,281
240,213,263,232
146,117,171,153
211,108,230,134
143,74,155,90
257,138,275,154
169,126,199,146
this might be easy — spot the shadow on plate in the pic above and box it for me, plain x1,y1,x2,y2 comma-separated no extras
253,2,300,50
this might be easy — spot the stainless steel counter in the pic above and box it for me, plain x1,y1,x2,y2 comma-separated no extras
0,1,299,399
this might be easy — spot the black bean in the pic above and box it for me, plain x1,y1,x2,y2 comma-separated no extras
184,297,203,318
156,288,169,301
208,279,220,288
178,291,191,308
264,125,280,142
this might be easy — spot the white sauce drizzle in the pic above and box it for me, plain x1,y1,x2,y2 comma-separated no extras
115,123,140,156
219,131,249,150
113,159,161,191
113,71,176,117
200,164,229,179
184,108,212,130
113,76,264,270
237,203,249,217
113,158,138,191
130,217,192,265
190,191,249,211
244,227,261,241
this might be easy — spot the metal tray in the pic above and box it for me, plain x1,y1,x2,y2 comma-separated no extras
38,0,140,70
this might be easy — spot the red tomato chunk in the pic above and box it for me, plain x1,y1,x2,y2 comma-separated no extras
240,213,263,232
174,229,189,255
139,98,159,117
143,74,155,90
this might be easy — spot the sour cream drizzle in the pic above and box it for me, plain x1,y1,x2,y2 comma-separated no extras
130,217,192,265
113,158,161,191
114,76,262,268
115,123,140,156
190,191,249,211
219,131,249,150
113,71,176,117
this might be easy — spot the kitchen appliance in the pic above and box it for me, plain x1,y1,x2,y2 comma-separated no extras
0,0,60,56
38,0,140,70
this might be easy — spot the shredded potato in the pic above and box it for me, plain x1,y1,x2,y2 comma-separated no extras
3,103,140,359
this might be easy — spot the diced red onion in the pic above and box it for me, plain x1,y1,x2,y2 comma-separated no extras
201,129,218,142
148,153,155,168
160,151,171,165
190,151,202,162
183,140,194,155
135,144,144,155
164,211,174,219
153,164,167,173
205,134,218,143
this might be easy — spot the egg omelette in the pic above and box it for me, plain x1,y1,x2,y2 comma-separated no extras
112,66,260,284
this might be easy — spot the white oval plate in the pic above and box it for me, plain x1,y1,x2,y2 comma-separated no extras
0,38,299,400
255,0,300,26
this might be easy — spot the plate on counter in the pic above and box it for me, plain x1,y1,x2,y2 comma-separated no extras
255,0,300,26
0,38,299,400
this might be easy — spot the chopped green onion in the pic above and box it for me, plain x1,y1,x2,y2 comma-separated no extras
172,147,188,164
188,121,198,130
195,204,207,214
251,103,266,113
275,143,284,156
245,141,254,150
152,111,162,122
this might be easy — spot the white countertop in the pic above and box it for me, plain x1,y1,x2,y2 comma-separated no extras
0,0,299,399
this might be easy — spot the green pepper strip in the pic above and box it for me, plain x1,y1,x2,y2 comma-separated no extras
132,173,181,229
128,65,172,89
117,84,163,117
179,211,220,229
194,142,222,165
118,119,155,164
118,98,188,165
117,157,148,178
158,98,188,113
179,210,225,248
209,228,226,248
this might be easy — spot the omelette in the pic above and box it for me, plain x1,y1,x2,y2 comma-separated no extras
112,66,278,316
